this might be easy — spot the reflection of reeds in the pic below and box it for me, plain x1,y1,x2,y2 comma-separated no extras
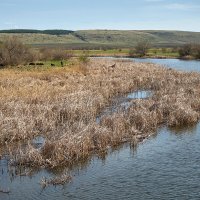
40,173,72,188
1,58,200,170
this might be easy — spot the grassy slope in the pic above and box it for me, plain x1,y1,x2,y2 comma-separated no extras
0,30,200,48
76,30,200,47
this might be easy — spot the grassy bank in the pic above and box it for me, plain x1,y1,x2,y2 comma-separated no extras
72,48,179,58
1,58,200,184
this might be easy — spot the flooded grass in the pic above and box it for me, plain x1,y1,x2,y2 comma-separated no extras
1,58,200,190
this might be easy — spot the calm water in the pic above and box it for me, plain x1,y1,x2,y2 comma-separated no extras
133,58,200,72
1,59,200,200
96,90,151,123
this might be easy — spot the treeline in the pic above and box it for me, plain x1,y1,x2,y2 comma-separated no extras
0,29,74,35
128,40,200,59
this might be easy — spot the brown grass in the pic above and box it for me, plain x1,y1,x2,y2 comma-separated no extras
1,58,200,172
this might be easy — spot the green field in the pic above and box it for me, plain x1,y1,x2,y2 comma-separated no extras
72,48,179,58
0,29,200,49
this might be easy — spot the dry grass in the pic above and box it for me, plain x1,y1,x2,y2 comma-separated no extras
1,58,200,172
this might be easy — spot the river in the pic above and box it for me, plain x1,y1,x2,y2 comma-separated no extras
134,58,200,72
1,58,200,200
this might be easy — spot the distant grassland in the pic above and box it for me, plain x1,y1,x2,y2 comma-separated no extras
0,30,200,49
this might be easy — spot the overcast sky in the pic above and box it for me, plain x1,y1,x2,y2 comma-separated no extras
0,0,200,31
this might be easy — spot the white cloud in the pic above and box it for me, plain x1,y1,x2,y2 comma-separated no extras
3,22,19,29
165,3,200,11
0,3,16,7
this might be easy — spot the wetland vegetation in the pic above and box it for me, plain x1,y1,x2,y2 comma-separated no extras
1,36,200,195
1,41,200,179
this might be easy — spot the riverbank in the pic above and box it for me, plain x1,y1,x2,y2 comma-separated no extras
1,58,200,185
72,48,179,59
73,48,200,60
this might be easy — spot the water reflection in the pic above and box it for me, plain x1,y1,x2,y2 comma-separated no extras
168,123,198,135
1,122,200,200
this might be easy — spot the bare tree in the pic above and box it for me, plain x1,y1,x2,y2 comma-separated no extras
135,40,150,57
178,43,192,58
192,44,200,59
0,37,34,66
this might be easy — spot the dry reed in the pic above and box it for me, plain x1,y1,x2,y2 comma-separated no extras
1,58,200,172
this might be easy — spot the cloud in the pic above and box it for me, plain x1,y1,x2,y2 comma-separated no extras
165,3,200,11
3,22,19,29
145,1,200,11
0,3,16,7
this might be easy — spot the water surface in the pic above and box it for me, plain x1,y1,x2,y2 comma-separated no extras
1,124,200,200
133,58,200,72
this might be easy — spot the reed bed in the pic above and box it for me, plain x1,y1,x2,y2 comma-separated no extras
1,58,200,173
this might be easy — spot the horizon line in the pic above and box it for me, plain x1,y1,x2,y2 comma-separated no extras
0,29,200,33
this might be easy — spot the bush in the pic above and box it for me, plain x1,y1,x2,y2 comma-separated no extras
39,48,53,61
0,37,35,66
135,40,150,57
79,51,89,64
192,44,200,59
128,49,136,57
39,48,73,61
178,44,192,58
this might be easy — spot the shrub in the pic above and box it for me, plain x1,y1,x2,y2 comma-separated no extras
192,44,200,59
39,48,53,61
79,51,90,64
128,49,136,57
135,40,150,57
39,48,73,61
178,44,192,58
78,51,90,75
0,37,34,66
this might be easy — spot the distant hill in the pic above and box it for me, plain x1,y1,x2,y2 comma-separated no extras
0,29,200,49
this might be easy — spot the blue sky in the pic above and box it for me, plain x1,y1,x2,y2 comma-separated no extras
0,0,200,31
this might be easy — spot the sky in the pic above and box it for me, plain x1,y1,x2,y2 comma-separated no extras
0,0,200,31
